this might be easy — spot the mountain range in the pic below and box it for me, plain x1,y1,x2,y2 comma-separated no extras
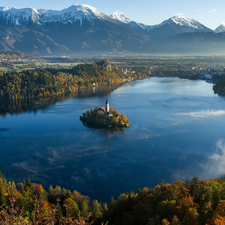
0,4,225,55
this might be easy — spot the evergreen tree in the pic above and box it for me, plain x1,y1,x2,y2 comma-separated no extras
102,203,108,212
71,200,79,217
56,202,63,220
0,186,6,206
160,180,165,187
92,200,102,221
109,196,115,209
11,181,17,193
80,201,89,218
137,188,142,195
213,188,221,206
204,191,212,203
190,177,200,200
185,179,191,189
26,177,31,188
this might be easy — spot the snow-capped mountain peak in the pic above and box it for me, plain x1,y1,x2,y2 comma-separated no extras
68,4,97,13
0,7,41,26
0,6,18,11
0,5,213,35
0,4,106,27
110,11,131,24
154,13,209,32
172,14,199,28
215,23,225,33
109,11,155,31
43,4,106,26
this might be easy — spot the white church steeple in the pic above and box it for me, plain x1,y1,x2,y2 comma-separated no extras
106,98,109,113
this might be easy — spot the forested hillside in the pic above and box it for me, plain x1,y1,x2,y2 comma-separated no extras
213,76,225,96
0,51,39,60
1,173,225,224
0,172,104,224
102,177,225,225
0,60,147,99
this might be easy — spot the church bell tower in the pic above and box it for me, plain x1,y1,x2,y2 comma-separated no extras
106,98,109,113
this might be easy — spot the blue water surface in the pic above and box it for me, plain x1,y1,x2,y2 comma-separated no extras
0,77,225,202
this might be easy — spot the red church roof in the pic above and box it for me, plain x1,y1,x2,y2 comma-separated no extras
99,106,105,111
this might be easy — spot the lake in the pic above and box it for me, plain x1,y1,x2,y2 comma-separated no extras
0,77,225,202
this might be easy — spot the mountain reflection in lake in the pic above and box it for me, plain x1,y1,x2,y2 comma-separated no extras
0,77,225,202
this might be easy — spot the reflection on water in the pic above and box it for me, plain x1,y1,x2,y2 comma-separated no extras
0,77,225,202
80,120,125,136
0,84,122,116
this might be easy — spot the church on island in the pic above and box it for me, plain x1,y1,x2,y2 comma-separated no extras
98,99,109,114
80,98,130,128
98,99,118,120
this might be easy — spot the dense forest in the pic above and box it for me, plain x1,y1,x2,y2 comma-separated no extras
0,60,148,99
213,76,225,96
1,172,225,224
0,172,104,224
0,84,123,116
103,177,225,225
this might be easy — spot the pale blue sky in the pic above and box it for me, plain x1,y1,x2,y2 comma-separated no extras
2,0,225,29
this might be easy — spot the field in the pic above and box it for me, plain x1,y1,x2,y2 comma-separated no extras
0,62,82,72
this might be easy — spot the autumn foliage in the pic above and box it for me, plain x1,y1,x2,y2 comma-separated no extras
0,173,106,224
2,172,225,224
80,107,130,127
102,177,225,225
0,60,147,99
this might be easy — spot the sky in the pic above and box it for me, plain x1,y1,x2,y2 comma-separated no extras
2,0,225,30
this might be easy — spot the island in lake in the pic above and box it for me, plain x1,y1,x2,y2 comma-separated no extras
80,99,130,128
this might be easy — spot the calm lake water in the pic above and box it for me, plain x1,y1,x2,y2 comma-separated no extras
1,77,225,202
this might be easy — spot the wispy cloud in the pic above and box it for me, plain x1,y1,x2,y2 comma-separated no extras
176,109,225,117
201,139,225,179
197,9,203,12
171,139,225,181
208,9,217,13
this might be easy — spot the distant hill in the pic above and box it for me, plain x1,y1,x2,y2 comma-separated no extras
0,27,69,55
0,50,40,60
0,60,148,99
168,32,225,54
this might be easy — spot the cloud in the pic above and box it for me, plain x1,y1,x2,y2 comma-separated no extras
201,139,225,179
197,9,203,12
176,109,225,117
173,129,189,134
172,139,225,181
208,9,217,13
